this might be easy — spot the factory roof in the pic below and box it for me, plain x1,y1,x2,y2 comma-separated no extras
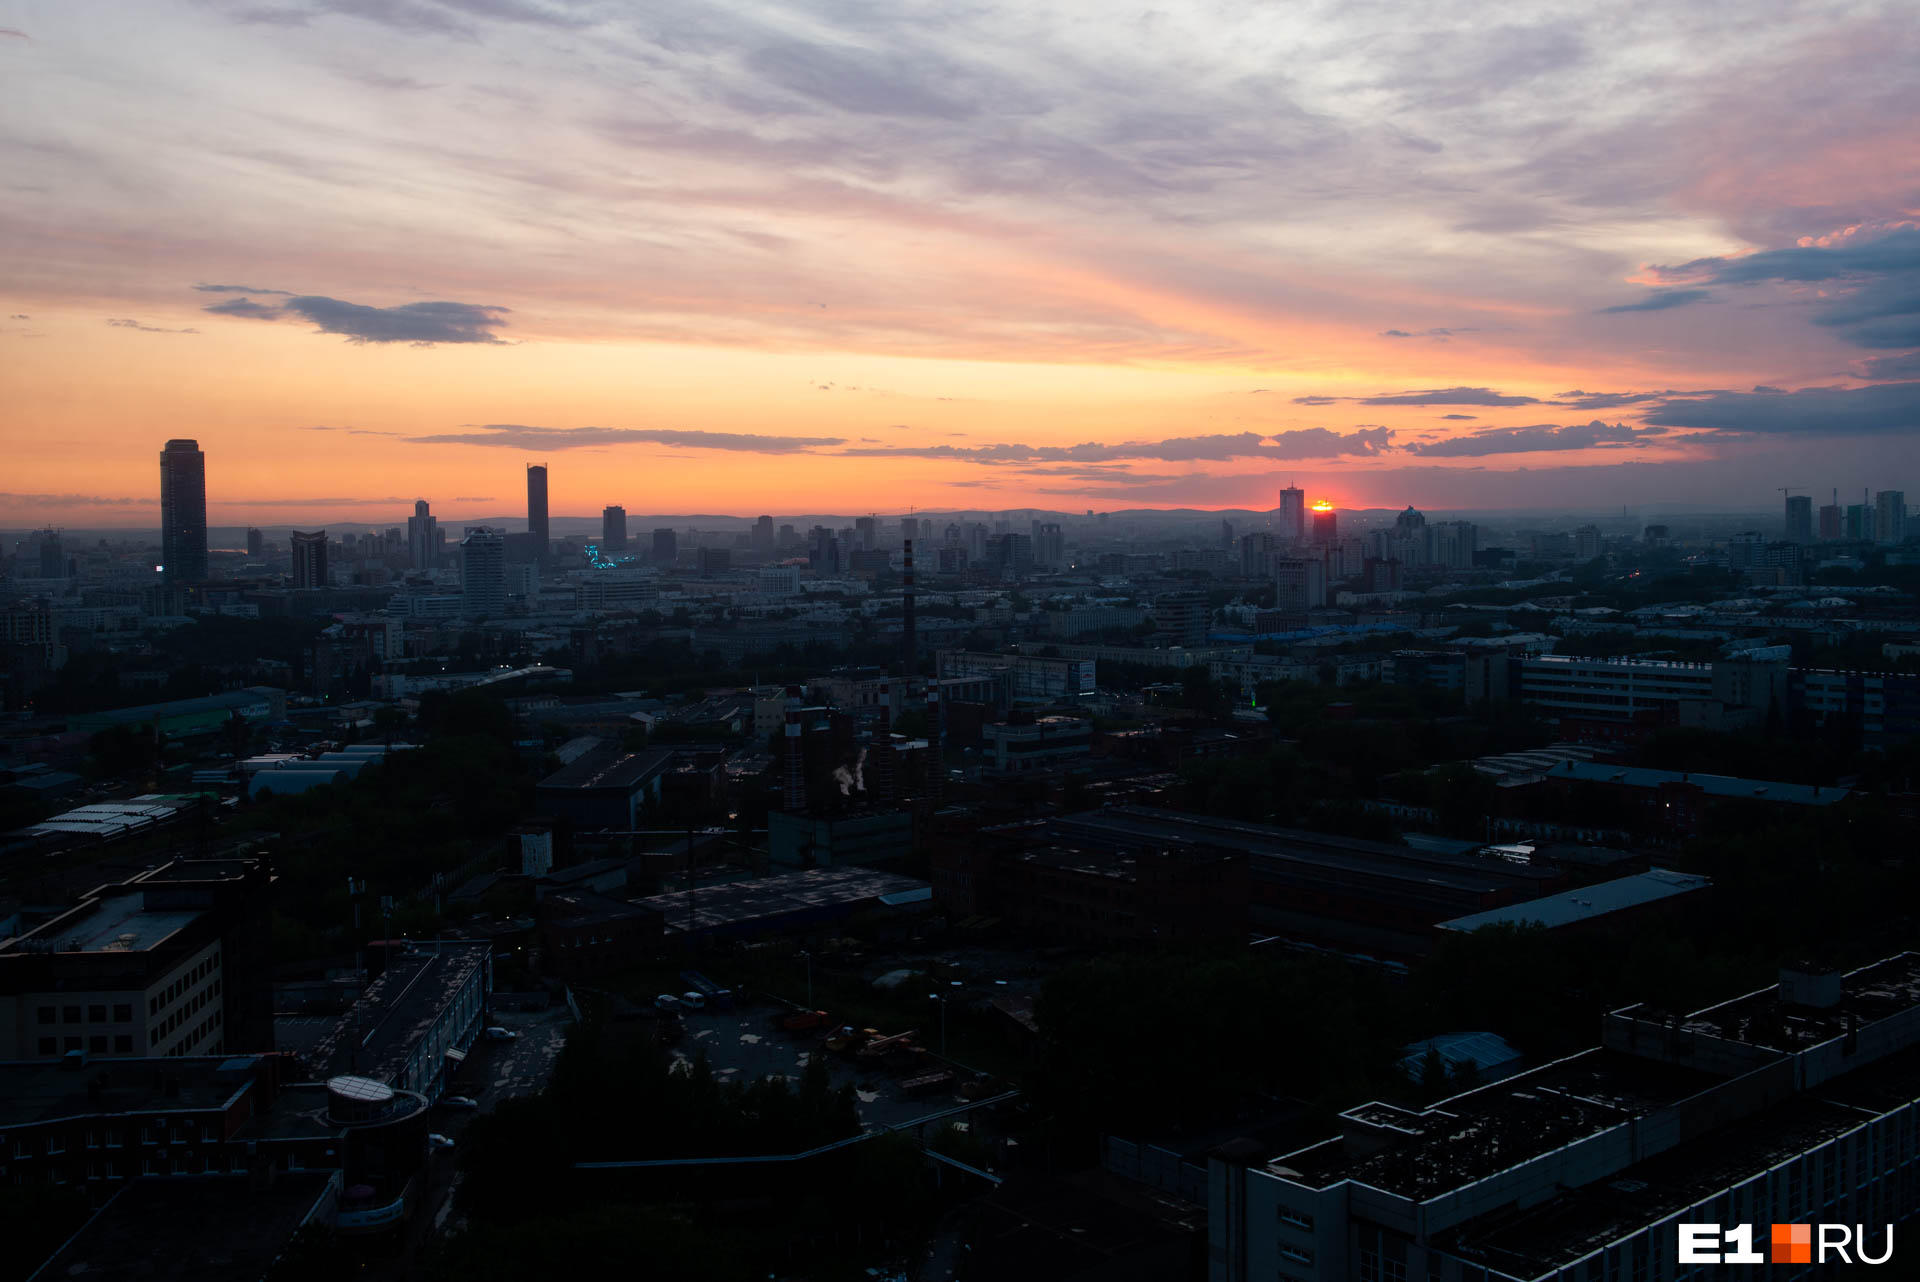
1435,869,1709,934
536,746,676,793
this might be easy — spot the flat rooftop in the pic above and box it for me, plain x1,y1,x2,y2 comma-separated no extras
636,866,929,936
1279,1049,1720,1200
537,746,675,793
0,890,205,958
1437,1042,1920,1278
0,1055,262,1128
303,943,489,1084
1056,808,1547,897
1635,951,1920,1053
1436,869,1709,934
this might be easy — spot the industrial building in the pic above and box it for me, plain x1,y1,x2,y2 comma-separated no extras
1206,954,1920,1281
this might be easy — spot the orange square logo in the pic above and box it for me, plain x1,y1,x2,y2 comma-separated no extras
1771,1223,1812,1264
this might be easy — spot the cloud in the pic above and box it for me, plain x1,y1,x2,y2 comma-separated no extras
1406,420,1666,457
1642,382,1920,435
453,496,494,502
1439,413,1477,420
200,290,512,343
835,427,1393,464
283,296,510,344
107,318,199,334
9,314,28,320
0,27,28,39
1379,326,1476,339
1596,288,1713,314
1647,229,1920,351
193,283,295,296
1552,388,1712,410
406,424,844,452
1296,386,1540,407
1857,351,1920,380
204,297,285,320
0,492,154,506
223,496,422,507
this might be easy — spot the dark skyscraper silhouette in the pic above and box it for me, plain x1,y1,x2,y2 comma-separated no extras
159,438,207,583
602,504,627,552
526,464,549,562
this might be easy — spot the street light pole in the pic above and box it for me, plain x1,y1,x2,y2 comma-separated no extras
801,949,813,1009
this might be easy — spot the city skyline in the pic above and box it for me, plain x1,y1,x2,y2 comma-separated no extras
5,2,1919,524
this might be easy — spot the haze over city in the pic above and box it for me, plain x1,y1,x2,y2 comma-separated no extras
5,0,1919,526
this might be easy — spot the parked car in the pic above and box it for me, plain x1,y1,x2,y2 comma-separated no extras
679,991,708,1010
654,994,684,1012
483,1026,517,1041
441,1095,479,1111
427,1133,455,1150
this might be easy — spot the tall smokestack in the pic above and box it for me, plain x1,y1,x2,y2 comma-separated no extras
901,537,916,680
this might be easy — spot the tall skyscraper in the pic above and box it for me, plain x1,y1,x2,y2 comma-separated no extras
854,516,877,550
526,464,549,562
158,439,207,583
245,527,264,559
651,528,678,566
1875,490,1907,545
460,526,507,617
289,529,328,590
407,499,441,570
602,505,628,552
752,515,775,559
35,529,63,579
1784,494,1813,545
1278,486,1306,540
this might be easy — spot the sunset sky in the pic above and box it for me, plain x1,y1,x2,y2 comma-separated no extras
3,0,1918,526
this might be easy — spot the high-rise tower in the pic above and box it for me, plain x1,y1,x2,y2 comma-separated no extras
290,529,329,590
602,505,628,553
526,464,549,562
1279,486,1306,541
159,439,208,584
407,499,441,570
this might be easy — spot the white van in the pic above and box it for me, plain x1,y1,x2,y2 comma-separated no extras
680,991,709,1010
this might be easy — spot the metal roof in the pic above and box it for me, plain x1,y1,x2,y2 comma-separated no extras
1436,868,1710,933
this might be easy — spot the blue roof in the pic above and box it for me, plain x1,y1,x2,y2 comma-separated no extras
1436,868,1710,933
1397,1031,1524,1081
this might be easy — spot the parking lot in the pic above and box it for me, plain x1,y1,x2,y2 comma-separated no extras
670,1001,980,1132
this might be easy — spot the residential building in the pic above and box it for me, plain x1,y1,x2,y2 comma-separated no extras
1876,489,1907,544
289,528,328,590
1784,493,1814,544
652,527,678,566
459,526,507,617
601,504,627,552
406,499,441,570
1274,558,1327,616
1279,486,1306,541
